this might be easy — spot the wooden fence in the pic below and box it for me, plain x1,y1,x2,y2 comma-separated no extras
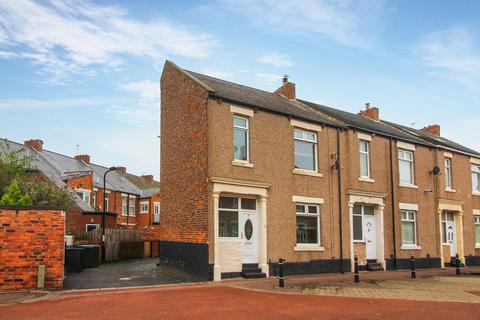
70,228,144,262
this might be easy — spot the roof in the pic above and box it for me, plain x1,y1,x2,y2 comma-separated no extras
175,63,478,155
124,172,160,190
0,138,158,212
181,68,341,128
384,121,480,157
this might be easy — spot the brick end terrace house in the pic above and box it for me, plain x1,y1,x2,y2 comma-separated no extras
1,139,161,233
159,61,480,281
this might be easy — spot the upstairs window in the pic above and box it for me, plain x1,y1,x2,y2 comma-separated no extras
399,149,414,185
121,195,127,214
233,116,249,162
129,198,135,215
359,140,370,178
472,164,480,193
294,129,317,171
104,193,109,211
92,190,97,209
445,158,452,189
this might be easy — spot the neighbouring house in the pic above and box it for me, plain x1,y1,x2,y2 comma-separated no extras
1,139,161,234
159,60,480,281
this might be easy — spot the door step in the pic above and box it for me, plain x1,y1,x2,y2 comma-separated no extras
241,263,266,279
366,262,384,271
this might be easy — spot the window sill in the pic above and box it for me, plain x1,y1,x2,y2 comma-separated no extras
401,245,422,250
473,192,480,196
232,160,253,168
140,212,149,214
476,244,480,249
358,177,375,183
445,188,456,193
294,245,325,252
353,240,365,244
292,168,323,177
399,183,418,189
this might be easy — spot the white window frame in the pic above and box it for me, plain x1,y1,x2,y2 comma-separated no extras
293,128,318,172
140,201,149,214
400,210,417,246
218,197,240,239
76,190,91,206
352,205,370,242
104,193,109,212
92,190,97,209
153,202,160,223
398,149,415,186
121,195,127,215
359,140,370,178
445,158,453,190
233,115,250,163
474,215,480,246
472,164,480,194
295,203,321,247
129,198,136,216
85,224,99,232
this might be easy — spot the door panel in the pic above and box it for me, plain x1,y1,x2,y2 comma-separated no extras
364,215,377,260
241,211,259,263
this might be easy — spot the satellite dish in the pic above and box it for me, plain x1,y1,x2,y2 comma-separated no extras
431,166,441,175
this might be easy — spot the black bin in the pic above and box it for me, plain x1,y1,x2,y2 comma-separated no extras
65,247,84,272
78,245,100,268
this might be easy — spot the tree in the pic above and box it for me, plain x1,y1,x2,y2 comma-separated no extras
0,139,32,196
0,179,32,206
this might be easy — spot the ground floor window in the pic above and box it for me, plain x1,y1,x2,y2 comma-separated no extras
352,205,374,241
140,202,149,213
295,203,320,244
85,224,99,232
218,196,257,238
475,215,480,245
401,210,417,245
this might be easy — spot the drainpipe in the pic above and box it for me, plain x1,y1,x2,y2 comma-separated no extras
336,128,344,273
389,138,397,269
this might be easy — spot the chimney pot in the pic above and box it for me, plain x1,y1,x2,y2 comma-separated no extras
274,76,296,100
282,74,289,84
358,104,379,121
421,124,441,136
365,102,370,109
24,139,44,151
74,154,90,164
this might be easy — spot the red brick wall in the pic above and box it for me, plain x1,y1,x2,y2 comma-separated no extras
0,208,65,290
66,207,117,233
160,61,209,243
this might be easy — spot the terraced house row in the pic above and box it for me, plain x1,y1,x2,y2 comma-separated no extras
159,61,480,281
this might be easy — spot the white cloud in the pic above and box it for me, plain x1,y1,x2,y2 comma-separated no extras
201,69,234,79
221,0,388,49
414,27,480,89
258,52,293,68
121,80,159,103
0,97,100,110
0,0,217,80
255,73,282,85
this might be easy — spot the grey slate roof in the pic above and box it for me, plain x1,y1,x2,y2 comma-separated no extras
186,70,341,128
180,65,479,155
384,121,480,157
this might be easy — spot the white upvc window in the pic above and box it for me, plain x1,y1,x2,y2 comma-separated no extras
140,202,149,214
474,215,480,246
399,149,414,185
445,158,452,189
92,190,97,209
401,210,417,245
233,116,249,162
472,164,480,193
359,140,370,178
153,202,160,223
76,190,91,206
295,203,320,245
121,195,127,215
129,198,135,215
294,129,317,172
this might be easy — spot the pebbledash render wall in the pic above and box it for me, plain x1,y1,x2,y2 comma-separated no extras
0,207,65,290
159,61,211,278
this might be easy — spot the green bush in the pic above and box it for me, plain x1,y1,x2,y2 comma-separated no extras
0,179,32,205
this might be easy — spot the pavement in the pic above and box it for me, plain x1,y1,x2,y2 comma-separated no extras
63,258,202,290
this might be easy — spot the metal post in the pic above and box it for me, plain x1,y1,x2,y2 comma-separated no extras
410,256,416,279
354,256,359,283
455,254,461,275
278,258,285,288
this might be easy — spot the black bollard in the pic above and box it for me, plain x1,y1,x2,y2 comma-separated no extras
455,254,461,275
354,256,359,283
410,256,416,279
278,258,285,288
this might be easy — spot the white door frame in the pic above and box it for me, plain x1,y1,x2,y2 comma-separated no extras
240,210,259,263
212,178,270,281
364,214,377,260
348,193,386,272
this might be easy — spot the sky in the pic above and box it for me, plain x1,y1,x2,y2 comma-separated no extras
0,0,479,179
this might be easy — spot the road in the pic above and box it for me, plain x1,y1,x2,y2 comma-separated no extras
1,285,479,320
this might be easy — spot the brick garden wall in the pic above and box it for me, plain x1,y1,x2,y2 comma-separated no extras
0,207,65,290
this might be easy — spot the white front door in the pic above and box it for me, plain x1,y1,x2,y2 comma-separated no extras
446,221,457,257
240,211,259,264
364,214,377,260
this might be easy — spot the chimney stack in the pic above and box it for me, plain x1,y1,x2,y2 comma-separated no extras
358,103,379,121
142,174,154,183
116,166,127,174
274,75,296,100
74,154,90,164
421,124,441,136
24,139,44,151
